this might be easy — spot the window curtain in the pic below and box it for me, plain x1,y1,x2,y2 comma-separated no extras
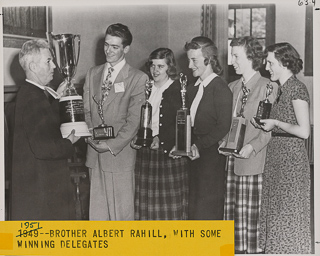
201,5,215,39
3,6,51,48
304,5,313,76
201,4,229,81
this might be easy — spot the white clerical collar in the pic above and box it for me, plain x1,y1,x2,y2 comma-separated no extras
26,79,60,99
26,79,46,90
194,72,218,88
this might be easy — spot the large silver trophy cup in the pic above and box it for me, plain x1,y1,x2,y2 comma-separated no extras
48,33,91,138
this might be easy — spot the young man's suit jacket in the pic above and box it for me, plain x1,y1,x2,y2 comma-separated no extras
83,62,148,173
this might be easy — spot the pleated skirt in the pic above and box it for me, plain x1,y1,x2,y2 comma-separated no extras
134,147,189,220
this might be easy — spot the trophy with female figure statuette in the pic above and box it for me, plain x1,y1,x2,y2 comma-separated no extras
220,85,250,154
91,67,115,140
135,80,154,147
91,95,115,140
172,73,192,156
254,82,273,125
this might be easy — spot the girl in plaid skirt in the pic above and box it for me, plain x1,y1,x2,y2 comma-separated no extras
219,37,277,254
132,48,189,220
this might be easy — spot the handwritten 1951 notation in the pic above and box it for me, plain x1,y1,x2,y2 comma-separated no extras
16,222,43,238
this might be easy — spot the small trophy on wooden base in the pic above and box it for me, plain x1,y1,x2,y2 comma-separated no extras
92,67,115,140
220,118,247,154
92,95,115,140
172,73,192,156
254,82,273,125
135,80,154,147
220,85,250,154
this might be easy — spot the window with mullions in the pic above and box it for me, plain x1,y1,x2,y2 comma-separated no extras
227,4,275,81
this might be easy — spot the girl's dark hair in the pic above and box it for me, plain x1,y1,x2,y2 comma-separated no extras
265,42,303,74
230,36,264,71
145,48,178,80
184,36,222,75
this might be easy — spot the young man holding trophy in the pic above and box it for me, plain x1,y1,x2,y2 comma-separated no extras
185,36,233,220
83,23,148,220
219,36,277,254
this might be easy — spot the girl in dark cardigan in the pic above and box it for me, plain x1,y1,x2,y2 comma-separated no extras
133,48,189,220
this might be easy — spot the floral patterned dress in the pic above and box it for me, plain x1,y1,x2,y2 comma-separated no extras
258,76,312,254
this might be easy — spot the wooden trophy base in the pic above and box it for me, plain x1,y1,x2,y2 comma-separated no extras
220,117,247,154
172,110,192,156
136,127,153,147
171,150,192,156
255,101,272,125
93,125,115,140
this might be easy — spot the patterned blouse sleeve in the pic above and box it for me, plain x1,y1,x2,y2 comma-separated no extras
290,78,310,104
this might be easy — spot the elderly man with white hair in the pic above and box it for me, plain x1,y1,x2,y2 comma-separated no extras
10,39,79,220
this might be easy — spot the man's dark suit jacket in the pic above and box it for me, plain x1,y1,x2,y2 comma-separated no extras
10,82,74,220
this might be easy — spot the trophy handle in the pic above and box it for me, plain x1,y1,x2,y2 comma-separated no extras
47,32,63,76
74,35,81,70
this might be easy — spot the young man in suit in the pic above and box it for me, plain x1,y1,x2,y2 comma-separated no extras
83,23,148,220
185,36,233,220
11,39,80,220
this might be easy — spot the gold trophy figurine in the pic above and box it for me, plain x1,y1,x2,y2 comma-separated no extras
92,95,115,140
135,80,154,147
172,73,192,156
254,82,273,125
220,86,250,154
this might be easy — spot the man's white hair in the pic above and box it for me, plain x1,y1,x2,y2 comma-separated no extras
19,39,50,71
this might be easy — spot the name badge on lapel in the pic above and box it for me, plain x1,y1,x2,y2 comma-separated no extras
114,82,125,93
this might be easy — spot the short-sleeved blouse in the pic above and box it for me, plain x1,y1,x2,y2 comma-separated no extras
271,75,310,132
